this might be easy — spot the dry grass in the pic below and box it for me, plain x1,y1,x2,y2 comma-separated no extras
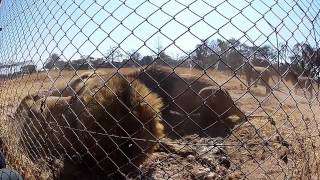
1,67,320,179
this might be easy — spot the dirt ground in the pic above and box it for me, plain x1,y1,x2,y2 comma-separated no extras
1,67,320,179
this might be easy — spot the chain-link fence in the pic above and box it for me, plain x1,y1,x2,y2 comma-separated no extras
0,0,320,179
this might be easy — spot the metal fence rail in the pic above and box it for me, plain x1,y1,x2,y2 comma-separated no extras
0,0,319,179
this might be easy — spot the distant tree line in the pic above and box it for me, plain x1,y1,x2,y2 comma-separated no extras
41,39,288,70
2,38,319,80
287,43,320,78
43,49,177,70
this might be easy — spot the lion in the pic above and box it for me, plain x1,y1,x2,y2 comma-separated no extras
243,63,272,94
15,74,164,179
284,70,316,98
128,66,247,138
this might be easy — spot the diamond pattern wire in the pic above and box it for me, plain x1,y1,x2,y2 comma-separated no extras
0,0,319,179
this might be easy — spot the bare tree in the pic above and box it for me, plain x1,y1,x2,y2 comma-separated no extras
44,53,61,69
105,46,123,63
21,64,36,74
140,56,153,66
127,50,141,62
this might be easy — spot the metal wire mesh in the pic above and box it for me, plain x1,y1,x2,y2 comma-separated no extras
0,0,319,179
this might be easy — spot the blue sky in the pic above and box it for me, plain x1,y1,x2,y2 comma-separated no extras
0,0,319,69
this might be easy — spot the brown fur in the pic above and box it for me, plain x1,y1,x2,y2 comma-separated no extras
15,94,78,160
284,70,314,98
128,66,246,138
243,63,272,94
50,72,95,97
198,86,246,137
15,74,164,179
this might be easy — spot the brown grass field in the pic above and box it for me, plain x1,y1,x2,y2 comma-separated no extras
1,67,320,179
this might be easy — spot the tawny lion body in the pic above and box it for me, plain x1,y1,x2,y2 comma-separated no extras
285,70,315,98
128,66,246,138
243,63,272,94
50,72,95,96
15,74,164,179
